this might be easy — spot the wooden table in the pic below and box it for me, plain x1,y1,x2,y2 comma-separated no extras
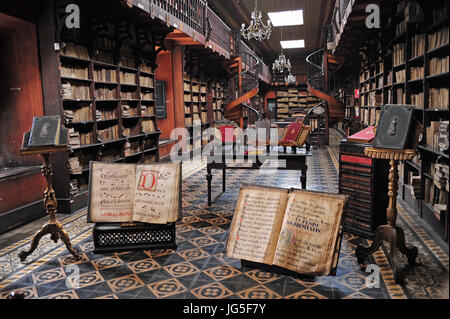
206,145,311,206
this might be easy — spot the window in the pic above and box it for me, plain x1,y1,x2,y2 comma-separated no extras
155,81,167,119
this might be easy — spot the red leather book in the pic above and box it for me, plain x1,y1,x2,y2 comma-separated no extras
340,154,373,165
279,119,305,146
347,126,376,143
219,126,235,143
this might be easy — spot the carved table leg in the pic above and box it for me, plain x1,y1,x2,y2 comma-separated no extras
300,164,307,189
207,165,212,206
222,167,226,193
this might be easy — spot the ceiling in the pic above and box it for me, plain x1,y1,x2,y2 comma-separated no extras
207,0,336,64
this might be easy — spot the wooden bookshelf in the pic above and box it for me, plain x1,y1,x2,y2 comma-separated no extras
354,0,449,241
57,18,162,210
275,84,320,120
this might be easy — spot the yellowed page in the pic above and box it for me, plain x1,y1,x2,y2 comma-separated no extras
225,185,289,264
132,162,181,224
272,190,346,276
88,162,136,223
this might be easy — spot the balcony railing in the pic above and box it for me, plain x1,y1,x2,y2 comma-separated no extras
328,0,355,51
131,0,270,82
206,8,232,59
152,0,207,35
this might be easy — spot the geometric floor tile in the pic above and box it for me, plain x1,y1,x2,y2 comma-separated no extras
147,278,187,298
0,135,448,299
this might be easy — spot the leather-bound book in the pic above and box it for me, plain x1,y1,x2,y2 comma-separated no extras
347,126,376,143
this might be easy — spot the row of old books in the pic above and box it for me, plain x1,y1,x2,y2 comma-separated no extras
94,68,117,83
411,34,425,59
141,92,154,100
386,69,393,85
98,125,119,142
121,105,137,117
429,88,449,109
410,66,424,80
428,26,449,51
395,19,407,37
96,50,114,65
94,36,114,50
63,106,92,123
119,56,136,69
393,43,405,66
411,92,424,108
123,125,139,137
139,63,153,74
396,88,406,104
201,111,208,123
141,105,154,116
95,87,116,100
120,71,137,85
62,42,90,60
121,91,135,100
61,83,91,100
395,69,406,83
429,56,449,76
141,119,156,133
60,65,89,79
98,108,117,120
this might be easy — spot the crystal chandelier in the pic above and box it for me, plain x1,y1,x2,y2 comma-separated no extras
285,73,296,84
272,51,291,73
241,0,272,41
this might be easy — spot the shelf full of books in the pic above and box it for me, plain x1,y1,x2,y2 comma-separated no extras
182,73,211,151
354,0,449,241
57,19,161,206
275,85,319,120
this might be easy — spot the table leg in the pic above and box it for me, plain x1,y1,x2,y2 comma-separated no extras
207,165,212,206
301,164,307,189
222,167,226,192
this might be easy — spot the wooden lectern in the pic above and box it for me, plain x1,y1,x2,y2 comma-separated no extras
355,147,418,283
18,116,80,262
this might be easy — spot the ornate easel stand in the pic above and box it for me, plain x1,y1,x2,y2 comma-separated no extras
18,148,80,262
355,147,418,283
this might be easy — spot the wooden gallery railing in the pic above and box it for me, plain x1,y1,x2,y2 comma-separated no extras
132,0,270,80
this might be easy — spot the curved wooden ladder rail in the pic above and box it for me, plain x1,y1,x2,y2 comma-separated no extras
306,48,345,125
224,52,261,127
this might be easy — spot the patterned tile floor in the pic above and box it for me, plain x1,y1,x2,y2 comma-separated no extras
0,132,448,299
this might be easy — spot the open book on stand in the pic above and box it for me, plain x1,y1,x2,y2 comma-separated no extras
88,162,181,225
225,185,347,276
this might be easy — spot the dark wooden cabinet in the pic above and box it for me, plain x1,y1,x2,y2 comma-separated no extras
339,139,390,238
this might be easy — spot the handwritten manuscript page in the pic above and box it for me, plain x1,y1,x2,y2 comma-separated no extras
225,185,288,264
272,190,346,275
88,162,136,223
132,162,181,224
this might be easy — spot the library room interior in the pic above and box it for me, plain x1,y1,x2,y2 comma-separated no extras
0,0,448,304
